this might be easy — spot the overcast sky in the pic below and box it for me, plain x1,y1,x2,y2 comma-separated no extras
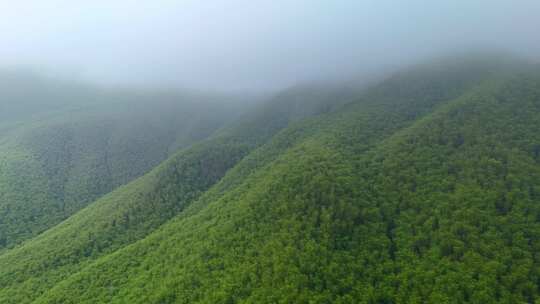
0,0,539,91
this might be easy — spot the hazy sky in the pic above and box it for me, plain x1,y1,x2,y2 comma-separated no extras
1,0,539,90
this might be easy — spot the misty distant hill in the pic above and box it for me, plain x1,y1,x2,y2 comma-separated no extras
0,70,251,250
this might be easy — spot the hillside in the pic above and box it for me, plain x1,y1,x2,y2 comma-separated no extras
0,55,534,303
2,0,540,301
0,72,249,250
27,58,540,304
0,80,355,303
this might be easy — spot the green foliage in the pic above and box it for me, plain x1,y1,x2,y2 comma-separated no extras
0,74,246,249
2,55,539,303
0,80,349,302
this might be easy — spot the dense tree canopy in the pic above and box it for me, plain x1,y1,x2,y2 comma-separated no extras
0,73,249,250
1,55,539,303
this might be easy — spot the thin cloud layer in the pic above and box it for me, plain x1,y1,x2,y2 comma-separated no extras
0,0,539,90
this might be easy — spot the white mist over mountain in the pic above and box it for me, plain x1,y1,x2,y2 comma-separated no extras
0,0,539,90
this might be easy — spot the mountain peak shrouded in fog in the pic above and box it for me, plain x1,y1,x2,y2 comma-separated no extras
1,0,539,91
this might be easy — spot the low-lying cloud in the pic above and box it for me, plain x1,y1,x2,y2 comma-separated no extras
1,0,539,91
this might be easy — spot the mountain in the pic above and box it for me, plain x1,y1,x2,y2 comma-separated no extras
2,54,540,303
0,78,356,303
0,71,252,250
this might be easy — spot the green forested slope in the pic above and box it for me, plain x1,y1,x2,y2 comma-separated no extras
0,82,354,303
33,63,540,303
0,73,247,249
0,55,526,303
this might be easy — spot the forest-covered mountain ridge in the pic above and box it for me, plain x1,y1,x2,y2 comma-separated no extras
1,53,540,303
